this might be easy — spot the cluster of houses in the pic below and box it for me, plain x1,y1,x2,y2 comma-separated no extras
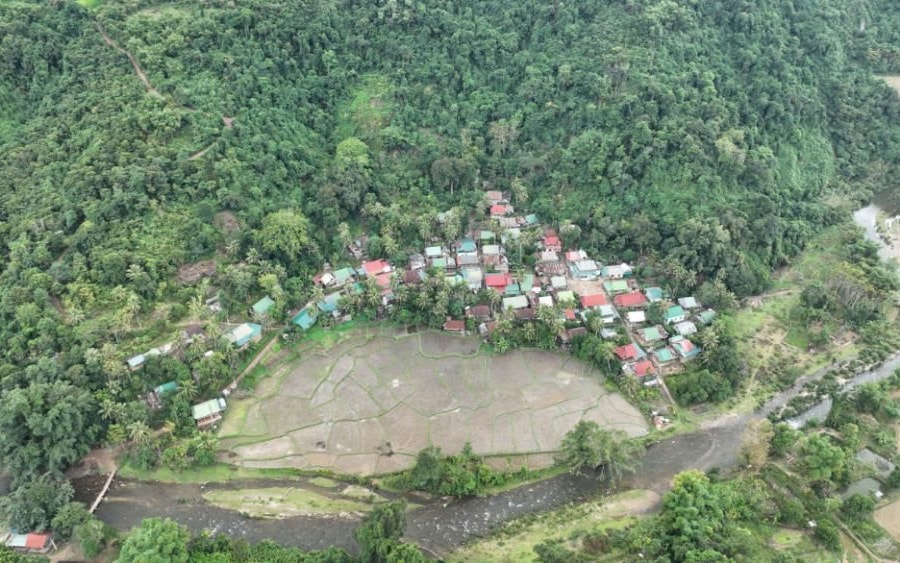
2,532,54,555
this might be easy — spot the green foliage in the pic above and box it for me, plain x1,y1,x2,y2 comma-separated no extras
556,421,640,483
841,494,876,523
73,518,108,559
0,473,73,533
813,520,841,551
533,539,578,563
354,501,425,563
770,424,801,458
800,435,846,483
393,443,506,497
118,517,191,563
49,501,91,541
0,382,100,484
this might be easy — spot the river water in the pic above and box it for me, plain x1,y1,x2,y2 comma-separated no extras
73,199,900,556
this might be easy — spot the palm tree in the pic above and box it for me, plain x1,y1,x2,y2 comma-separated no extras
99,399,125,422
127,421,151,446
177,379,198,402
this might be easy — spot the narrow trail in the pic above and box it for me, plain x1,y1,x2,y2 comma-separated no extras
95,22,163,98
189,143,216,160
230,337,279,390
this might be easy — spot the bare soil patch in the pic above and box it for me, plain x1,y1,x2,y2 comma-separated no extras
874,498,900,541
177,259,217,284
220,333,648,475
879,75,900,97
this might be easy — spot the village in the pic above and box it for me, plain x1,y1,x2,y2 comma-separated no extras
107,188,720,440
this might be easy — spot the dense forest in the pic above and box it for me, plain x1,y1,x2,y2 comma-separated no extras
3,0,900,550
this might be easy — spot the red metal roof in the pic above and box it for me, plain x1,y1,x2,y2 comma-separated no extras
615,344,638,361
490,204,508,216
580,293,608,308
443,320,466,332
363,259,390,275
564,308,576,320
614,292,647,308
632,360,655,377
374,272,393,288
485,273,508,288
24,534,49,550
544,235,561,247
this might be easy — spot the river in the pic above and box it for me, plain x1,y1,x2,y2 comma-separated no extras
73,199,900,557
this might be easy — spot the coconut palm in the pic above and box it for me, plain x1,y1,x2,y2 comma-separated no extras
127,421,151,446
177,379,198,402
557,421,640,483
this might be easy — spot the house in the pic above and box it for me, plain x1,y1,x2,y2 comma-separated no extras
408,253,426,271
347,238,365,260
317,293,342,317
457,237,477,254
291,308,318,331
537,260,568,276
360,259,392,277
503,295,530,310
570,259,601,280
563,308,577,321
538,295,555,308
555,290,577,305
678,296,700,310
600,328,618,339
443,319,467,333
675,321,698,336
566,327,588,340
641,326,666,343
403,270,425,285
538,250,559,263
431,256,455,271
223,323,263,348
485,190,505,204
615,343,645,361
645,287,664,302
521,273,536,294
251,296,275,316
625,360,655,381
504,281,521,296
4,532,55,554
515,308,536,320
598,305,617,323
498,217,519,229
602,263,633,279
542,230,562,252
524,213,539,226
462,268,483,290
696,310,717,325
425,245,444,259
550,275,567,290
126,354,146,371
580,293,609,309
456,253,479,267
501,228,521,244
614,292,648,309
654,347,677,364
479,230,497,244
183,324,206,344
665,305,686,324
670,336,700,360
486,273,509,292
565,249,588,263
490,204,512,217
626,311,647,324
192,397,227,429
466,305,493,321
482,244,502,257
603,280,629,295
154,381,178,399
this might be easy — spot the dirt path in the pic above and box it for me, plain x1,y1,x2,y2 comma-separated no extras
230,337,278,389
95,23,163,98
189,143,216,160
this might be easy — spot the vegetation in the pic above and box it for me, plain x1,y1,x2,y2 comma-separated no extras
556,421,640,483
387,443,513,497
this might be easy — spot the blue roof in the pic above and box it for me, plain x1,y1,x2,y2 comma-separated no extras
458,238,477,253
525,214,538,225
645,287,664,301
127,354,145,369
317,293,341,314
292,308,318,331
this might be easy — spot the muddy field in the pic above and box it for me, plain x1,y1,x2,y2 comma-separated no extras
219,331,648,475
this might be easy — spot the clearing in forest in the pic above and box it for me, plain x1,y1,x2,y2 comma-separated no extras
218,329,647,475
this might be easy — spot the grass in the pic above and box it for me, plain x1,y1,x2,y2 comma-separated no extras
76,0,102,8
334,74,393,140
203,487,374,517
118,462,299,484
309,476,338,489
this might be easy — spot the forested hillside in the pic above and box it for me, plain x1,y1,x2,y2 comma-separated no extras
1,0,900,498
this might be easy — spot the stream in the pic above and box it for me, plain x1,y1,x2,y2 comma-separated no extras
72,199,900,556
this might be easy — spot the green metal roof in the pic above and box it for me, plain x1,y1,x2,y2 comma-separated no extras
665,305,685,320
645,287,663,301
479,230,496,241
556,290,576,304
333,267,354,283
642,326,664,341
654,348,676,363
154,381,178,396
192,398,226,420
604,280,629,293
252,296,275,315
291,308,317,330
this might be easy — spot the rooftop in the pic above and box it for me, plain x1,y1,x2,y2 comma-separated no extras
192,397,226,421
251,296,275,315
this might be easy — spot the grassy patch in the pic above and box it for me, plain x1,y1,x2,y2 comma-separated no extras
203,487,372,517
309,476,338,489
76,0,102,8
334,74,393,140
118,462,299,484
